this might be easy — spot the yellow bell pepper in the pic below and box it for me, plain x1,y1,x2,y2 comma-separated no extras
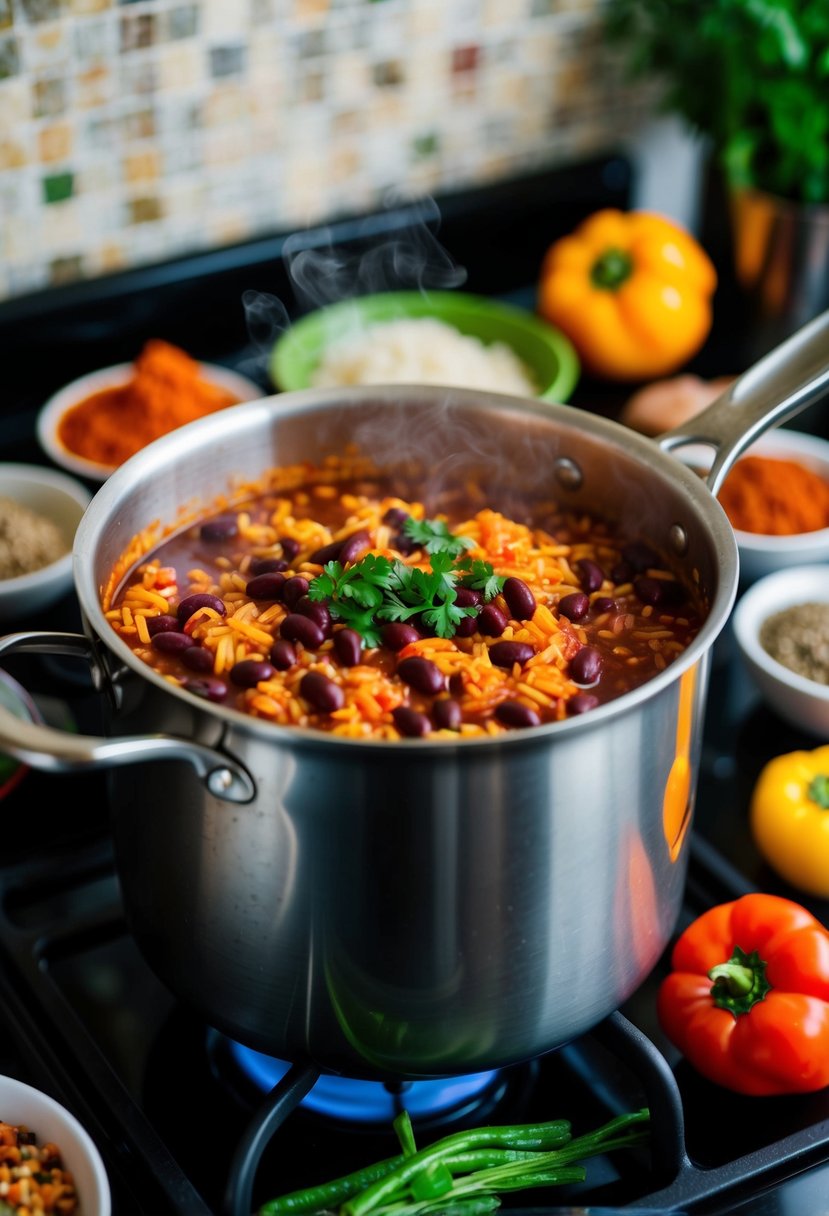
537,209,717,382
750,745,829,898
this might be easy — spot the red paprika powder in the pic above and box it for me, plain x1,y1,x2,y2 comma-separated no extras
718,453,829,535
57,340,241,469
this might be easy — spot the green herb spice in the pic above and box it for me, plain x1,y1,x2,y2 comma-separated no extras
308,517,504,646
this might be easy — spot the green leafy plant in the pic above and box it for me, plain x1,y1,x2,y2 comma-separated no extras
604,0,829,204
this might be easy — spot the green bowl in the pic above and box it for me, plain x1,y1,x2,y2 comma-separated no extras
269,290,580,404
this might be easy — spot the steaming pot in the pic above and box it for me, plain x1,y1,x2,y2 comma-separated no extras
1,312,827,1081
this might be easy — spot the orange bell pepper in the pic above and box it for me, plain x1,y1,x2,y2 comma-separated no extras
537,209,717,382
657,892,829,1096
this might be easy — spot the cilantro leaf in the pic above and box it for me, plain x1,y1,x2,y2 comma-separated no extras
308,523,498,642
403,516,474,556
457,557,505,602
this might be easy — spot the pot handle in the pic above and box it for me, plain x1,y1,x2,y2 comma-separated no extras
0,630,256,804
657,307,829,494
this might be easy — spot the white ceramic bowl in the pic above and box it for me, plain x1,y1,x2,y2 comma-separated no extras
37,361,263,483
0,1074,110,1215
732,563,829,738
0,464,92,621
677,428,829,585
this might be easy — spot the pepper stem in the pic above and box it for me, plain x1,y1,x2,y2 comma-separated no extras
590,248,633,290
708,945,771,1017
808,773,829,809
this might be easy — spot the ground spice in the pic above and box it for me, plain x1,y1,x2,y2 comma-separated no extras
0,496,67,579
718,453,829,535
760,602,829,684
56,339,242,469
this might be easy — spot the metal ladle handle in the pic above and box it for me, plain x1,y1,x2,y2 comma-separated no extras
658,307,829,494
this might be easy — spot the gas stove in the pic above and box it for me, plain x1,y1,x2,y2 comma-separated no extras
1,155,829,1216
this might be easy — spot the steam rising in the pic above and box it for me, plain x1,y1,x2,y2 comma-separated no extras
239,191,467,382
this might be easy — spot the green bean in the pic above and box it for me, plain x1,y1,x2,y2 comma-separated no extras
341,1121,571,1216
394,1112,418,1158
257,1153,407,1214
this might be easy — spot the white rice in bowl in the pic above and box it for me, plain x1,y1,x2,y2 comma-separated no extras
309,317,540,395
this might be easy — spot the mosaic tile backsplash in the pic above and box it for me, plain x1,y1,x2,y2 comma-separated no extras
0,0,652,303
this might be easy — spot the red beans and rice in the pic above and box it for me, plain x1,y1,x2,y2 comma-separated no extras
104,460,705,738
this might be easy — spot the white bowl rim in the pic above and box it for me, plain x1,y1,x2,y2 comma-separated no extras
36,360,264,483
732,563,829,700
0,462,92,592
0,1073,111,1216
679,428,829,553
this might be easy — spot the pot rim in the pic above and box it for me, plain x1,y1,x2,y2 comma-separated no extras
74,385,739,752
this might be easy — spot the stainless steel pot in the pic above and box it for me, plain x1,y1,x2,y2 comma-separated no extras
2,311,828,1081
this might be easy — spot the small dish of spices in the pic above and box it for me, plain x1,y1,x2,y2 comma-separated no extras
0,1073,111,1215
37,339,263,483
677,428,829,585
732,564,829,738
0,463,92,621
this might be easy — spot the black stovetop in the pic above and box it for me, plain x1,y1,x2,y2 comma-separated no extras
1,154,829,1216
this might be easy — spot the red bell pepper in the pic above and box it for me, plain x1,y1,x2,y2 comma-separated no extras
656,892,829,1096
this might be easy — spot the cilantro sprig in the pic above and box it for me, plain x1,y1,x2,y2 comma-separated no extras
308,517,504,645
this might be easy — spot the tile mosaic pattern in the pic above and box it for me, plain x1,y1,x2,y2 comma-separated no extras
0,0,652,301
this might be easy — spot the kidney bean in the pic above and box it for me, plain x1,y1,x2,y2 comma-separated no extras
478,603,507,637
270,638,297,670
178,592,227,626
495,700,541,729
623,541,659,573
146,614,179,636
152,631,194,653
503,577,536,620
454,587,483,608
383,506,409,528
576,558,605,594
300,671,345,713
634,576,665,607
454,614,478,638
250,557,288,576
571,645,602,686
296,595,332,636
381,622,421,651
308,538,344,564
398,656,445,696
489,640,535,668
283,576,310,609
230,658,276,688
392,706,432,737
611,560,633,584
558,591,590,623
279,536,300,561
333,628,363,667
393,532,417,555
181,645,214,673
246,572,286,601
592,596,617,615
281,613,325,649
449,672,465,697
338,529,371,565
569,691,600,715
200,516,238,542
182,676,228,702
433,698,462,731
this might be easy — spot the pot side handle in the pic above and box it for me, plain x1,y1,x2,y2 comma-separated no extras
657,307,829,494
0,630,256,804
